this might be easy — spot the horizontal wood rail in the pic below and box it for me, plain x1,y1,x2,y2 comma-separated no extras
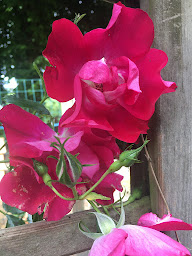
0,196,150,256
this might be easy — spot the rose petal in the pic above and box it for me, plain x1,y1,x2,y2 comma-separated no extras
0,165,54,215
138,212,192,231
89,228,127,256
121,225,191,256
84,3,154,61
60,84,113,132
126,49,177,120
93,171,123,205
107,106,148,142
72,141,100,179
43,182,76,221
43,18,87,101
79,59,110,84
0,104,56,158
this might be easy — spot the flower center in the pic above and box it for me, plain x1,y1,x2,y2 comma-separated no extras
82,79,104,92
95,83,104,92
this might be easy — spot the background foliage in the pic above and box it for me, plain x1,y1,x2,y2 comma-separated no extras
0,0,113,81
0,0,139,80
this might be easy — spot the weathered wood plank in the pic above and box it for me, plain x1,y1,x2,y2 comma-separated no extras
140,0,192,251
0,197,150,256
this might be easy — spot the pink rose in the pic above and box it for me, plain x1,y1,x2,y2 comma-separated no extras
85,210,192,255
0,105,122,220
43,2,176,143
138,212,192,231
89,225,190,256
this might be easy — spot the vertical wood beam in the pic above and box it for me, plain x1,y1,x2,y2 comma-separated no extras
140,0,192,250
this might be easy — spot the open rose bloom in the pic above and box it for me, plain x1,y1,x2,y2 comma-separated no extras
43,2,176,143
0,104,122,221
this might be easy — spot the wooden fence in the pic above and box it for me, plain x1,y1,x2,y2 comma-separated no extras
1,0,192,255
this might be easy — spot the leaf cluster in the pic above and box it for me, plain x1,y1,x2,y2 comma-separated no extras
0,0,113,79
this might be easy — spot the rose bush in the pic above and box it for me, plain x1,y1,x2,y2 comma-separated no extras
0,104,123,221
43,2,176,143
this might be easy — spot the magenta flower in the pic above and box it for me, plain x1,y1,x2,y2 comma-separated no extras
138,212,192,231
0,104,122,220
43,2,176,143
89,226,190,256
80,208,191,256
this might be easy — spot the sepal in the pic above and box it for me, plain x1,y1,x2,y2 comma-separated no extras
78,221,103,240
90,212,116,235
84,192,110,201
119,138,149,167
116,201,125,228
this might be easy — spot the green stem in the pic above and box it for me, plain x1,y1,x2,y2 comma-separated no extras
49,185,76,201
40,95,49,104
0,209,7,216
72,187,79,200
33,62,46,92
0,209,24,218
141,134,171,214
0,142,7,151
102,206,110,216
112,205,121,215
79,169,111,200
87,200,102,213
104,198,132,209
0,160,10,163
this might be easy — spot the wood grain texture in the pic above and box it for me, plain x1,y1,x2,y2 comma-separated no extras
0,197,150,256
141,0,192,250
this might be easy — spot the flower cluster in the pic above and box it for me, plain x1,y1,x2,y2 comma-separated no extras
0,104,122,221
0,1,190,256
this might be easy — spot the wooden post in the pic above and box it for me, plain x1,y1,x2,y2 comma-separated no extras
140,0,192,250
0,197,150,256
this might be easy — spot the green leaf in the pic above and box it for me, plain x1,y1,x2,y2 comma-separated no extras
32,212,44,222
74,13,86,25
90,212,116,235
4,95,50,115
6,215,25,228
82,164,95,167
46,155,58,161
84,192,110,201
78,221,103,240
56,146,64,179
63,149,83,184
56,146,73,187
3,203,24,215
